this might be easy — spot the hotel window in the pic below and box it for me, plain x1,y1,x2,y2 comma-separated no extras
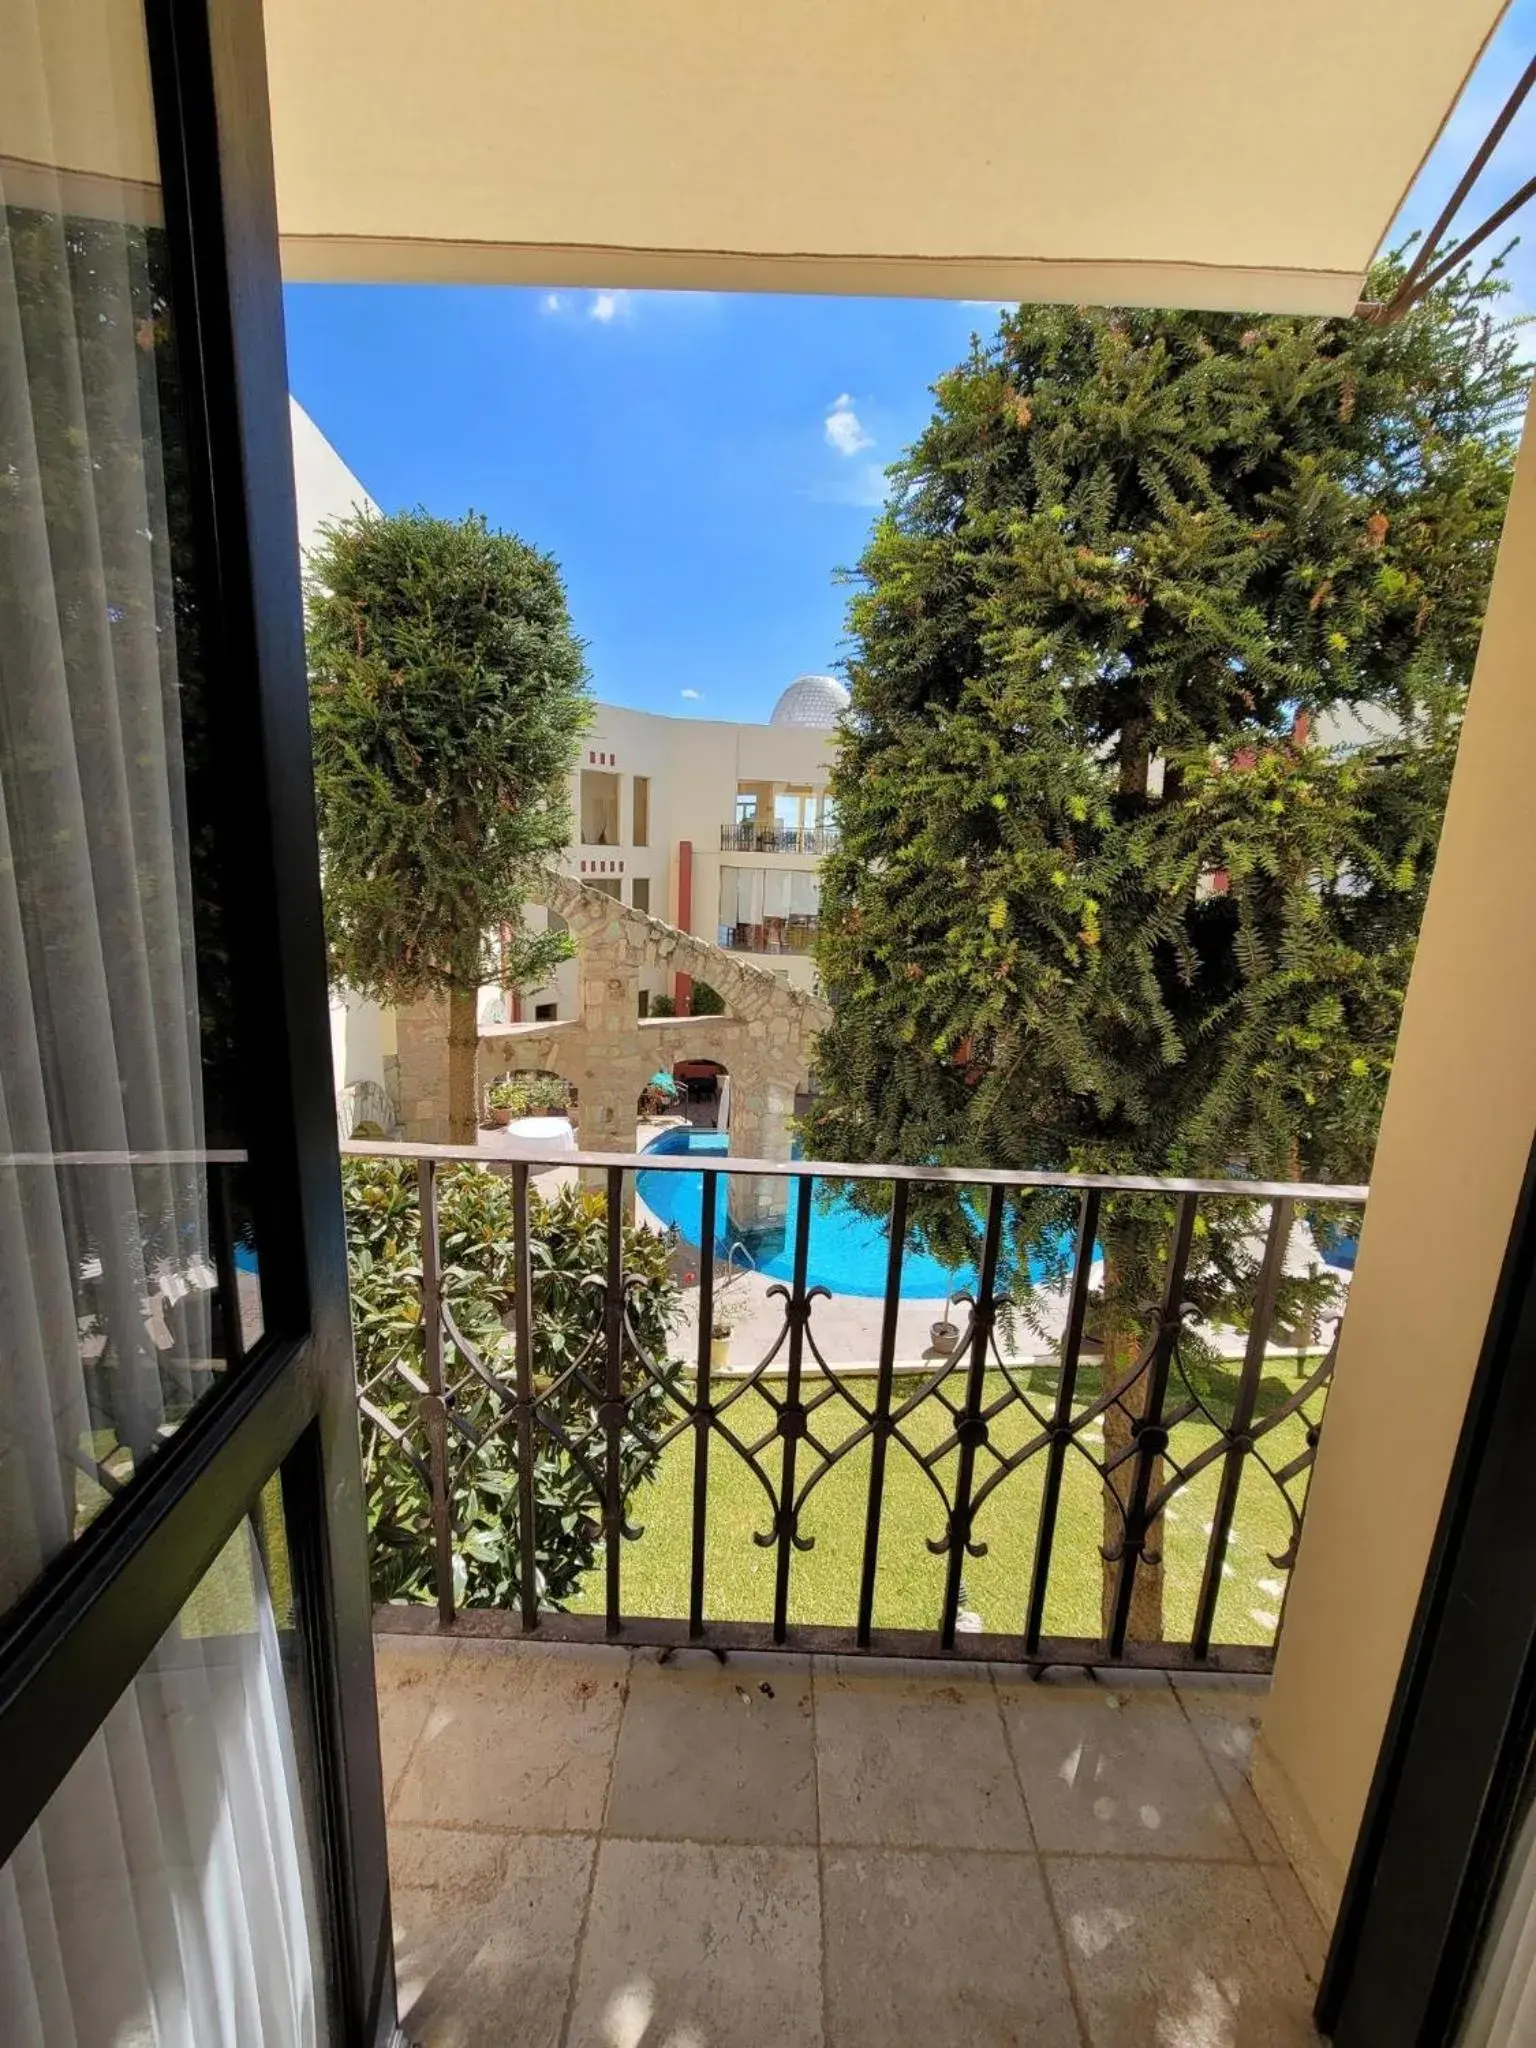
632,775,650,847
632,876,651,913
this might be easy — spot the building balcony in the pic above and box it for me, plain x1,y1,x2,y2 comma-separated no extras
720,915,820,953
349,1138,1358,2040
721,820,840,855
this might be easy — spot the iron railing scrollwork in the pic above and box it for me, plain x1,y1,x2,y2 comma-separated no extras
720,822,839,855
348,1139,1365,1670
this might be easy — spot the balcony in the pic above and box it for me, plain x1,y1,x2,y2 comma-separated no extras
721,820,840,855
720,915,820,954
379,1637,1326,2046
352,1140,1356,2040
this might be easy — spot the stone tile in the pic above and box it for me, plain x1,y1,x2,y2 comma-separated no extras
998,1671,1246,1859
822,1847,1082,2047
814,1657,1030,1849
1260,1861,1331,1987
391,1828,594,2048
565,1838,822,2048
606,1649,816,1844
1171,1673,1285,1862
1047,1856,1321,2046
374,1637,457,1807
392,1638,629,1834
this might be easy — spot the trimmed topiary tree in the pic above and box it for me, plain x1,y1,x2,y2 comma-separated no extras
307,509,591,1141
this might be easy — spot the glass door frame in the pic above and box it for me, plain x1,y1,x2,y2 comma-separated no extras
0,0,397,2040
1320,1133,1536,2044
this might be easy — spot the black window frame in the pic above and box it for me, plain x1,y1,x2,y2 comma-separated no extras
0,0,396,2040
1320,1131,1536,2044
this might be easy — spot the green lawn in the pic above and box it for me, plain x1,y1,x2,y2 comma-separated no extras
570,1357,1322,1648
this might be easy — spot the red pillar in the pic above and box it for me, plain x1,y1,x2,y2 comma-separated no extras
675,839,693,1015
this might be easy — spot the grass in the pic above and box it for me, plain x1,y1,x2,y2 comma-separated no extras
569,1356,1323,1648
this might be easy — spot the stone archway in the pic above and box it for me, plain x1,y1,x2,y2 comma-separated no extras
467,873,827,1188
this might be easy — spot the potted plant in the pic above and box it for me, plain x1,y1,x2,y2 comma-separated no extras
708,1246,753,1369
929,1288,962,1356
484,1072,571,1128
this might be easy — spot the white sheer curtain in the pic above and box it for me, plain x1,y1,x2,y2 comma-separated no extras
1461,1794,1536,2046
0,122,214,1609
0,5,325,2039
0,1520,323,2048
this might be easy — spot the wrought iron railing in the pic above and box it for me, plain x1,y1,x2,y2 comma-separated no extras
720,822,839,854
345,1139,1366,1671
720,918,820,955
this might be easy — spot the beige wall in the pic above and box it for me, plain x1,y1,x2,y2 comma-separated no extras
1257,389,1536,1920
262,0,1501,315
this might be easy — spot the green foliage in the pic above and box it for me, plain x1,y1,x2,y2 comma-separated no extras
649,992,678,1018
307,509,592,1002
690,980,726,1015
487,1071,571,1119
345,1158,681,1610
810,255,1529,1295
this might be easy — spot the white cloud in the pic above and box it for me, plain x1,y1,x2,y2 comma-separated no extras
589,290,631,323
540,292,564,314
679,687,703,700
824,395,873,457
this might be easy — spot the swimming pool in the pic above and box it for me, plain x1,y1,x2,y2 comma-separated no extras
635,1127,1071,1300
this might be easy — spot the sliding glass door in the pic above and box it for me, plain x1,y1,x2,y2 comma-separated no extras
0,0,393,2040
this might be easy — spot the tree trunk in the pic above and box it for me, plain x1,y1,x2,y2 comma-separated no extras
1099,1248,1166,1647
446,986,480,1146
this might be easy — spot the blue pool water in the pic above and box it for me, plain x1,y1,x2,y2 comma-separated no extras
636,1128,1071,1300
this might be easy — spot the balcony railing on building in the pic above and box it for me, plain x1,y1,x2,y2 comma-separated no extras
720,821,840,855
719,916,820,955
345,1139,1364,1672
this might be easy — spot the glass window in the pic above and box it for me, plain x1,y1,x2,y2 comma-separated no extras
0,1498,332,2044
1,0,264,1617
632,774,650,847
631,876,650,914
579,769,619,845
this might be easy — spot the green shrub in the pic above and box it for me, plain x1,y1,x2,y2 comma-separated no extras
648,992,677,1017
690,980,725,1015
344,1157,681,1611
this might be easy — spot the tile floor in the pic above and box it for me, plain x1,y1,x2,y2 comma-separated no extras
378,1634,1328,2048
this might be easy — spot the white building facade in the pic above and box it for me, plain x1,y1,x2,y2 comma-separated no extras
505,679,844,1029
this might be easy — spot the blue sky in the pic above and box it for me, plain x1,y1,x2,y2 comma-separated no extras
283,2,1536,725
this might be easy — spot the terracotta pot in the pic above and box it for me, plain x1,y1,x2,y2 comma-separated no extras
485,1105,512,1127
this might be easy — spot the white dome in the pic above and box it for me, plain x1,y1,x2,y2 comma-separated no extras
769,673,851,729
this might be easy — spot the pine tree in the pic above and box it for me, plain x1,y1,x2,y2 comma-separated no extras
308,510,591,1142
808,258,1527,1636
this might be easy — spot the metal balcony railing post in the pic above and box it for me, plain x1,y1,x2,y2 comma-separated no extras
856,1180,908,1645
1106,1193,1199,1659
940,1186,1006,1647
1190,1197,1292,1658
511,1160,539,1631
1023,1188,1100,1654
416,1157,455,1626
602,1166,627,1636
772,1181,815,1643
687,1170,718,1638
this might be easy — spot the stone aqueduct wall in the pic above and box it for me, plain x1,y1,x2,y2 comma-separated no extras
396,874,830,1171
